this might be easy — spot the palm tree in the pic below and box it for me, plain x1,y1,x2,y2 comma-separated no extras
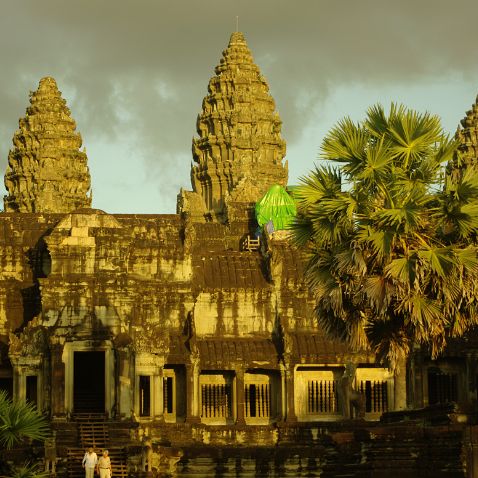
292,104,478,369
0,391,49,478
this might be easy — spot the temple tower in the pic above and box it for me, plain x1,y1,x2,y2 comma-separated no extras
190,32,288,221
4,77,91,213
449,95,478,178
457,96,478,165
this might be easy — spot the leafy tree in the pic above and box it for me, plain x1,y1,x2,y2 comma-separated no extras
0,391,49,478
292,104,478,369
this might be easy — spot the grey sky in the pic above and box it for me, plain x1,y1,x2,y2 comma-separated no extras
0,0,477,213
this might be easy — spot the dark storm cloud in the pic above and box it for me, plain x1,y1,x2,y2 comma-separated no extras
0,0,477,200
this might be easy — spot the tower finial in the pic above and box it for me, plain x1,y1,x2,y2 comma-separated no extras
236,15,239,32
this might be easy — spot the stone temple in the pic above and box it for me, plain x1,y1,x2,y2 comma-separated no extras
1,32,478,477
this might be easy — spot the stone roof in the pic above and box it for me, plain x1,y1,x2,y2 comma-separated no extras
193,252,269,289
288,332,352,363
197,338,278,368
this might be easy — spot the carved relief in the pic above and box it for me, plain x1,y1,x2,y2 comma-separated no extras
8,318,47,365
132,323,168,355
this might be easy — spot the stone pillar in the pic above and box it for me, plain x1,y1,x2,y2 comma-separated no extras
105,347,115,418
51,344,66,418
153,366,164,421
279,363,287,421
186,359,200,422
394,357,407,411
235,369,246,425
285,363,297,422
117,347,132,419
12,365,25,402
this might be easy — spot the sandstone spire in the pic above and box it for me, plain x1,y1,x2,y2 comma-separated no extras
4,77,91,213
191,32,287,220
449,95,478,177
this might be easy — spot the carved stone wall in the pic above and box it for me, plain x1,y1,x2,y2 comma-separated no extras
4,77,91,213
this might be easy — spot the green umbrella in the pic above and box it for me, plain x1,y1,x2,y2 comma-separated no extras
255,184,297,231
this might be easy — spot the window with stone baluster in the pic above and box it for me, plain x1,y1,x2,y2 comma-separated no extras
199,372,234,425
244,372,273,424
295,367,343,421
355,367,394,419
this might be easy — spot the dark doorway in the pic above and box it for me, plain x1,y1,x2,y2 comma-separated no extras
74,351,105,412
26,376,38,405
139,375,151,417
0,377,13,399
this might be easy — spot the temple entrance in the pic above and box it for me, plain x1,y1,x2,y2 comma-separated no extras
73,351,105,412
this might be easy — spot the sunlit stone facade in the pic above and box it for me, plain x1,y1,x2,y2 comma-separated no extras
0,32,477,477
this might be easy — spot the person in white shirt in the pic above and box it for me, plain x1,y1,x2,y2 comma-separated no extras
82,447,98,478
97,449,112,478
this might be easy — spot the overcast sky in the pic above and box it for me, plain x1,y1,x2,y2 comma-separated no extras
0,0,477,213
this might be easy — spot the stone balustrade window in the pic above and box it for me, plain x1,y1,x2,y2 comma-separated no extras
307,379,338,414
201,383,232,419
199,372,234,423
428,369,458,405
357,380,388,414
245,383,270,418
355,367,394,419
295,367,342,421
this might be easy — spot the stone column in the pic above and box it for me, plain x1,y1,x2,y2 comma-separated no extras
394,357,407,411
51,344,66,418
153,364,164,421
105,347,115,418
117,347,132,419
11,363,25,402
235,369,246,425
186,358,200,422
285,362,297,422
279,363,287,421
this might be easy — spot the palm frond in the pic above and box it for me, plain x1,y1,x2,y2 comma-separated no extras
0,391,49,449
8,462,50,478
292,102,475,371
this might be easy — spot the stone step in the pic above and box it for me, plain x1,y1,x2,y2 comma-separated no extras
72,412,108,422
79,421,110,448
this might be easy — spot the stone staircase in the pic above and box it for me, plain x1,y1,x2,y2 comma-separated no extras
66,414,129,478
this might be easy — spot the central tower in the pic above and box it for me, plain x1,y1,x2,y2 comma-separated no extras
189,32,288,222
